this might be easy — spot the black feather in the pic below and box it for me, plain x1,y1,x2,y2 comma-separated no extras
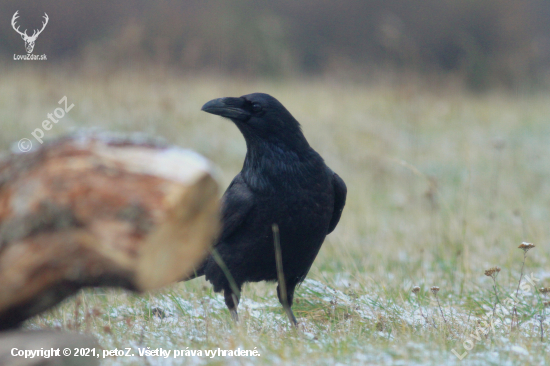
190,93,347,325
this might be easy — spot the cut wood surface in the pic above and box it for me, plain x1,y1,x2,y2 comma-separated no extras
0,133,219,329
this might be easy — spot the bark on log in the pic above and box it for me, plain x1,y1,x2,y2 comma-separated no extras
0,133,219,329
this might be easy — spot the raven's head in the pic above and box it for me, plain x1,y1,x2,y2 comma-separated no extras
201,93,307,149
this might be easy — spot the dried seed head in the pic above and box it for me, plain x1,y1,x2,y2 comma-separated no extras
430,286,440,295
518,242,535,253
540,288,550,294
484,267,501,278
544,301,550,308
412,286,420,294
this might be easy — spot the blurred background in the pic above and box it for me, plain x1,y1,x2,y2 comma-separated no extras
1,0,550,90
2,2,550,364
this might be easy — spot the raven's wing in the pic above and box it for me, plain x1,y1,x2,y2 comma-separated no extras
183,173,254,280
327,171,347,234
218,173,255,242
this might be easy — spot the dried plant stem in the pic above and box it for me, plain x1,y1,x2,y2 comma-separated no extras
512,252,527,329
211,248,241,300
434,295,447,324
273,224,296,327
515,252,527,299
74,295,81,331
414,296,429,324
491,277,500,318
419,303,427,321
541,318,544,342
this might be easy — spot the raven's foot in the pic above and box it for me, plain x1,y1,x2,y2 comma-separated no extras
229,308,239,323
224,288,241,324
284,306,298,328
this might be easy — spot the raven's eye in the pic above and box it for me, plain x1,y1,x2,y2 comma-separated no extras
252,103,262,113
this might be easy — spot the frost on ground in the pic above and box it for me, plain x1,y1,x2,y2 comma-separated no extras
30,276,550,366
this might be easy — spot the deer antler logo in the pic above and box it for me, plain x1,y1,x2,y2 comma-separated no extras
11,11,49,54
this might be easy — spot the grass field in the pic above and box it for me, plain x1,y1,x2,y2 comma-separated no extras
2,65,550,365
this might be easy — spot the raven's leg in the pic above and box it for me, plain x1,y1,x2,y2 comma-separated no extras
277,278,299,327
224,287,240,322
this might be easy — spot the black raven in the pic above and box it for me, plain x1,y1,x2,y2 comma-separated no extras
190,93,346,326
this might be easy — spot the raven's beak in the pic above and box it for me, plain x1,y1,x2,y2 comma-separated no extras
201,97,250,121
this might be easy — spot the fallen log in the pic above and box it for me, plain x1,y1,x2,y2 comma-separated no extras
0,133,219,329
